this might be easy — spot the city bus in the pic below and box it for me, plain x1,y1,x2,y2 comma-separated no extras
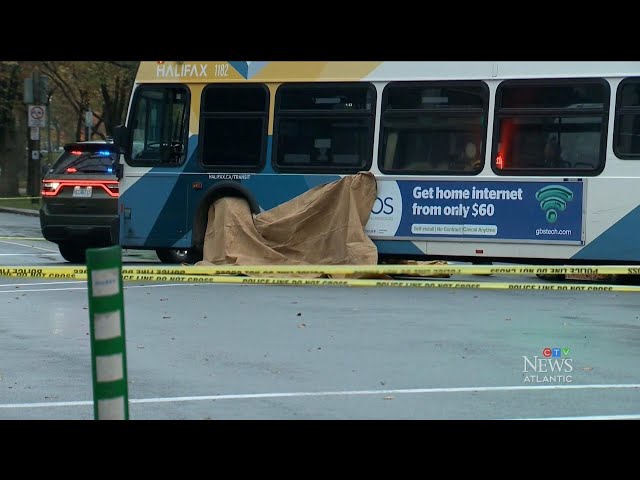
112,61,640,265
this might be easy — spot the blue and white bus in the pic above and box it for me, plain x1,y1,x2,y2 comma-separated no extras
113,61,640,265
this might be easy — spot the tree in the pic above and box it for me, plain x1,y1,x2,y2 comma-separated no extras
0,61,26,196
39,61,139,141
0,61,139,197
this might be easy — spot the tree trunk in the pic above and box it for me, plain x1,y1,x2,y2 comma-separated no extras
0,123,22,197
75,114,82,141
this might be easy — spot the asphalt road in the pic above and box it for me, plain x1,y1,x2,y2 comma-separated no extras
0,211,159,264
1,212,639,420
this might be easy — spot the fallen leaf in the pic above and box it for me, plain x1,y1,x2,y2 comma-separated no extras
505,317,511,321
296,312,302,316
298,323,306,328
384,396,394,400
163,316,171,319
137,345,144,349
83,307,88,310
160,298,167,301
583,367,593,371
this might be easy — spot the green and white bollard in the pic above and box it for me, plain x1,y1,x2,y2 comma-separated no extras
86,245,129,420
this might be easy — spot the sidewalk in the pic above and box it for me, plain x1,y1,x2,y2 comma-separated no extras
0,207,39,217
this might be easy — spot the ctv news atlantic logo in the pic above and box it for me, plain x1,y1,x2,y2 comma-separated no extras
522,347,573,383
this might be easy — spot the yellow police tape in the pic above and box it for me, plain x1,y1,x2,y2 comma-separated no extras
1,264,640,278
118,275,640,292
0,264,639,292
119,264,640,276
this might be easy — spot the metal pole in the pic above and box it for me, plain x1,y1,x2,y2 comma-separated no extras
86,245,130,420
47,95,51,160
31,71,41,201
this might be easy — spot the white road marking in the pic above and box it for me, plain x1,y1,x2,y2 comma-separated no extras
0,281,84,287
0,253,60,256
0,287,88,294
516,414,640,420
0,239,58,252
1,384,639,409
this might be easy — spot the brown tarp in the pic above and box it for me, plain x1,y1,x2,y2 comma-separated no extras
196,171,450,279
197,172,379,270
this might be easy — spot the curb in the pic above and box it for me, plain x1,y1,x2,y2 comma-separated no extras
0,207,40,217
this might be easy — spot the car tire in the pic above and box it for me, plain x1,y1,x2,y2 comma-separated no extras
58,242,88,263
156,248,202,264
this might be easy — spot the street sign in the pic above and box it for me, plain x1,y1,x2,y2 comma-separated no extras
32,150,40,160
30,126,39,140
85,110,93,127
28,105,46,128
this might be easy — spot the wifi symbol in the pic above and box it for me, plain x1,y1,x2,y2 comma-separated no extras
535,185,574,223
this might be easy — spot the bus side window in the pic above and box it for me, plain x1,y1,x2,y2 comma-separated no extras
460,141,480,170
382,132,398,171
543,135,563,168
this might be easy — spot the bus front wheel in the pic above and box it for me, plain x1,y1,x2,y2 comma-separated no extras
156,248,202,265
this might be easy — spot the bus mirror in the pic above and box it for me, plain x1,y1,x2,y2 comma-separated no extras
113,125,130,155
115,162,124,180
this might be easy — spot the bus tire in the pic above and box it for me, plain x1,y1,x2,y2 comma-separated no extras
156,248,202,265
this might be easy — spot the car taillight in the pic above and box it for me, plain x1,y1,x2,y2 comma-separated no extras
41,181,61,196
41,180,119,197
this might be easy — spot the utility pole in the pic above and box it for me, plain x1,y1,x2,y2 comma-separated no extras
28,71,40,200
24,71,47,201
47,93,52,160
85,109,93,141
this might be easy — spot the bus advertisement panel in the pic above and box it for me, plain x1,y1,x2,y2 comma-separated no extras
366,179,584,244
